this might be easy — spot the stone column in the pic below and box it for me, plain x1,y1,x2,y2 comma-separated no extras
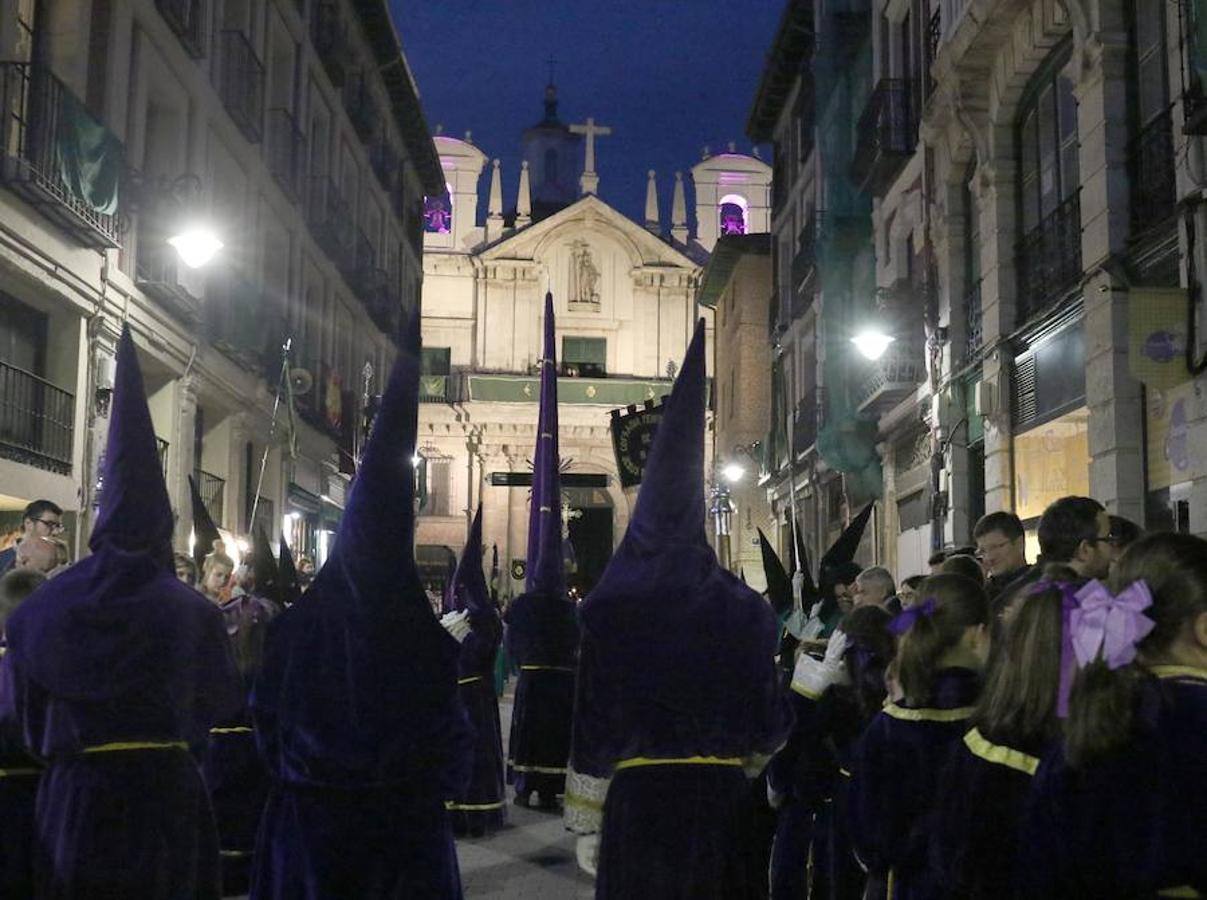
1074,28,1145,521
227,413,252,533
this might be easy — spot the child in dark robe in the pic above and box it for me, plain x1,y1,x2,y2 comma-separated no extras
848,573,989,900
1023,533,1207,898
767,604,894,900
930,566,1080,898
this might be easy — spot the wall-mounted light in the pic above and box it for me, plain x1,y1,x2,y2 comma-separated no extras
851,328,895,361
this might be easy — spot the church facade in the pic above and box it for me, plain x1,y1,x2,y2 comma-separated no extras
413,88,770,597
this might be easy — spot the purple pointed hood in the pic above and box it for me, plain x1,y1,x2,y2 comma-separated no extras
277,535,301,605
7,326,219,702
525,292,564,598
452,506,490,617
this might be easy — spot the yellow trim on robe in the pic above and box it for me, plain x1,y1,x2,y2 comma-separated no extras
209,726,253,735
507,760,568,775
962,728,1039,776
614,756,743,771
457,676,483,685
0,767,40,777
80,741,189,754
887,868,896,900
1156,887,1202,898
1149,665,1207,683
444,800,506,811
838,768,852,778
564,792,605,812
882,703,976,723
519,665,574,673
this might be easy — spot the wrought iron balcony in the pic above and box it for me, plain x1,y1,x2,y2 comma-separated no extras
0,62,124,248
962,282,983,366
419,374,451,403
136,235,201,323
156,0,205,58
925,8,941,100
0,360,74,474
791,215,817,297
1129,110,1176,237
850,79,916,196
205,268,269,373
343,73,377,143
1016,194,1082,322
194,468,225,523
312,0,349,88
306,175,354,271
266,108,304,201
856,340,926,414
218,30,264,143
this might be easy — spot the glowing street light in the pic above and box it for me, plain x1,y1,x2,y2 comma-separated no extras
722,462,746,483
851,328,895,361
168,225,224,269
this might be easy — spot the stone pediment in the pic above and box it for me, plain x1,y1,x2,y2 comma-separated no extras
475,194,699,272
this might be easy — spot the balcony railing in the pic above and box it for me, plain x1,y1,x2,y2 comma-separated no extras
194,468,225,523
136,235,200,322
856,341,926,413
962,282,983,366
926,8,941,99
0,62,124,248
419,374,450,403
156,437,170,478
266,108,304,201
312,0,349,87
156,0,205,58
306,175,354,270
1016,194,1082,322
850,79,916,196
791,215,817,295
0,360,74,474
343,73,376,143
1129,110,1176,236
218,30,264,143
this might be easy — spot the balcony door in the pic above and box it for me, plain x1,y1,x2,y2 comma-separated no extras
0,293,46,375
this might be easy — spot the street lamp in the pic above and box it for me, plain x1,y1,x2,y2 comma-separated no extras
168,225,224,269
722,461,746,484
851,327,895,361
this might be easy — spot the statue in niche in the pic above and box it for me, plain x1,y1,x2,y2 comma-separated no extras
568,240,601,308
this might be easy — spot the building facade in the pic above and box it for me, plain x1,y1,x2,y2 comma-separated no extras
753,0,1207,581
0,0,440,566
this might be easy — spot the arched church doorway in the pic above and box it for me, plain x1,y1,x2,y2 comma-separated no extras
563,485,613,598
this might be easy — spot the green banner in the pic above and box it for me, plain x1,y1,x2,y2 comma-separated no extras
466,374,673,407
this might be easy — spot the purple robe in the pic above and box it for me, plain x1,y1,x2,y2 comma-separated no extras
848,667,980,900
0,693,40,899
448,608,505,833
0,565,241,899
1021,669,1207,898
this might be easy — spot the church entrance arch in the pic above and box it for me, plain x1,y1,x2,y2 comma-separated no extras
563,484,613,598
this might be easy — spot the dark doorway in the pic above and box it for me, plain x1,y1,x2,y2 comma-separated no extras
567,506,613,597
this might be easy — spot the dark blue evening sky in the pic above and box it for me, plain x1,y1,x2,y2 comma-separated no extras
392,1,783,226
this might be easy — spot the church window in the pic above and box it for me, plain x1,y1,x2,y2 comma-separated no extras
545,148,558,185
561,337,606,377
423,184,452,234
418,458,452,517
719,194,748,236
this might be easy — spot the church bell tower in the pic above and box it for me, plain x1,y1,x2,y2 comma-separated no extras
521,81,581,222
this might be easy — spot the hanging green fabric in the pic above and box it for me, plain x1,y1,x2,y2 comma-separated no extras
54,86,121,216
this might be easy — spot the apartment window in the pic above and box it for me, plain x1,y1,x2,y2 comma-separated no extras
421,347,451,375
1018,53,1078,235
1128,0,1175,233
562,336,606,377
418,458,452,516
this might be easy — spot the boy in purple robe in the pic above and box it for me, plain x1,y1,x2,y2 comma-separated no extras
506,293,578,810
445,505,507,836
0,326,242,899
249,328,473,899
566,320,792,899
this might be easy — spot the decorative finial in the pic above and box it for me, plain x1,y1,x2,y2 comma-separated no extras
728,140,737,153
701,145,711,160
464,130,472,143
671,172,687,244
752,146,761,160
435,123,443,135
644,170,660,233
517,160,532,228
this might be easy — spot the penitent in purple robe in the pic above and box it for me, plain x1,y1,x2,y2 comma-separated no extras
507,292,577,805
571,320,792,899
446,506,507,835
249,328,472,900
848,667,980,900
0,326,242,899
1021,668,1207,898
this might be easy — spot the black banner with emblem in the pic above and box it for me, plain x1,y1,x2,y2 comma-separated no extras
609,399,666,488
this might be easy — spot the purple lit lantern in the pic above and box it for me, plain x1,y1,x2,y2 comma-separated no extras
719,201,746,236
424,189,452,234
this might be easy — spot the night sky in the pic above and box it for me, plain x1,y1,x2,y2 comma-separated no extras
392,0,784,227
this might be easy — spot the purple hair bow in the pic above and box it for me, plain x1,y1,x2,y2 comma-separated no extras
888,597,937,636
1071,579,1156,671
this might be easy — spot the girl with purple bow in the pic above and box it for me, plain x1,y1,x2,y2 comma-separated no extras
929,565,1081,899
848,574,989,900
1023,533,1207,898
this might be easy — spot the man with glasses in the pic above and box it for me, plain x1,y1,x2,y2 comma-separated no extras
0,501,63,578
1037,496,1114,580
973,511,1032,605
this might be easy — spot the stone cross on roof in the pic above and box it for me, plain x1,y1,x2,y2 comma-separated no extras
569,117,612,196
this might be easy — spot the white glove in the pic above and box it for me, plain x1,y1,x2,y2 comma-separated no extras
767,781,786,810
439,610,472,643
791,570,806,605
576,834,600,877
791,629,850,698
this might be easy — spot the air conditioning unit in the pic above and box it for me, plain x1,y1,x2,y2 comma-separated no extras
974,378,997,418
